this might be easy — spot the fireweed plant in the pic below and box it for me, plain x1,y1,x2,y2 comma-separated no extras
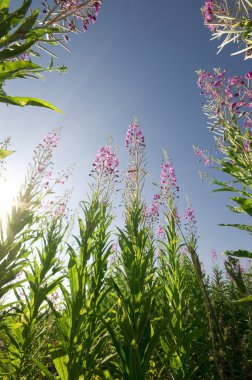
0,1,251,379
202,0,252,58
194,66,252,377
0,0,103,110
0,120,251,378
0,0,103,179
196,68,252,300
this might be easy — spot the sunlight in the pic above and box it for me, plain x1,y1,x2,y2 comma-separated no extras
0,180,19,223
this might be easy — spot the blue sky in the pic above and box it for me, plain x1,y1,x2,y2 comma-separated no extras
1,0,252,271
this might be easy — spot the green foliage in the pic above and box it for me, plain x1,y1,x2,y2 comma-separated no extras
0,0,64,112
157,212,209,379
210,265,252,378
0,220,65,379
104,205,162,380
0,126,251,378
202,0,252,58
50,196,113,379
0,148,12,158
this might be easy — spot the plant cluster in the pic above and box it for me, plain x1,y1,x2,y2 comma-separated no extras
0,120,250,379
202,0,252,58
0,1,251,379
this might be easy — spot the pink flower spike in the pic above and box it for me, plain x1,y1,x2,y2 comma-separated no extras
125,120,145,148
92,145,119,176
211,248,218,262
183,207,196,224
157,225,165,238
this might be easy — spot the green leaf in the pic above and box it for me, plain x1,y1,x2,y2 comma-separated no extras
0,0,32,37
51,346,69,380
0,38,38,60
0,9,39,49
0,0,9,21
225,249,252,259
219,223,252,233
231,196,252,217
0,148,13,159
0,94,63,112
235,294,252,303
0,60,42,80
227,205,245,214
68,249,79,299
31,358,54,380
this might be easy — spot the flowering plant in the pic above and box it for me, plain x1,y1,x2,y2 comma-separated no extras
197,67,252,302
202,0,252,58
0,0,102,111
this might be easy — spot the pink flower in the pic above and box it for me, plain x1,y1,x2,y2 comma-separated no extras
43,131,59,148
93,145,119,176
82,19,89,31
203,1,215,23
245,72,252,80
38,164,45,173
93,1,102,16
125,121,145,148
183,207,196,224
54,203,66,218
160,161,179,194
56,178,65,185
194,147,203,157
157,225,165,238
150,201,159,217
244,119,252,128
211,248,218,261
204,158,210,166
49,291,59,301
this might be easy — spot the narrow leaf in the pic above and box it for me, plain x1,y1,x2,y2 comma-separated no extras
0,94,63,112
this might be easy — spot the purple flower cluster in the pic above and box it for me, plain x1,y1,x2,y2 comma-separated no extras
42,130,60,148
44,0,102,35
41,189,71,219
93,145,119,176
202,0,217,31
194,146,210,166
54,202,66,218
143,195,160,222
211,248,218,262
183,207,196,224
203,1,214,23
197,69,252,136
150,201,159,218
183,206,197,239
124,119,146,211
157,225,165,239
125,121,145,148
197,69,226,98
160,161,179,194
82,1,102,31
33,129,61,182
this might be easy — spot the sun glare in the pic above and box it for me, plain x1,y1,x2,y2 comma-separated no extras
0,180,19,222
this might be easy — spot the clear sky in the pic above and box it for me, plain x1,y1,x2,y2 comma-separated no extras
1,0,251,271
